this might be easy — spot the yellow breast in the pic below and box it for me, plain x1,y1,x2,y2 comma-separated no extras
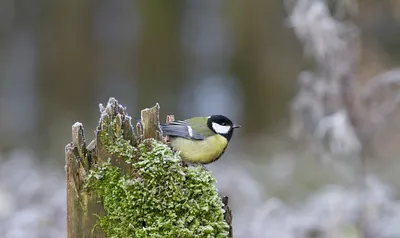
169,135,228,164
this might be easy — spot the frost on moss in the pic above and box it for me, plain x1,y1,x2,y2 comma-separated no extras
86,138,230,238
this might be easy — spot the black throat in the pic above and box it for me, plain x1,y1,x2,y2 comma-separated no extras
222,130,234,142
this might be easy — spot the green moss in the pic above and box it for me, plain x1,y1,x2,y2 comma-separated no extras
86,138,229,238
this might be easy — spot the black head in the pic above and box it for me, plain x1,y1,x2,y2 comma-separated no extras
206,115,240,141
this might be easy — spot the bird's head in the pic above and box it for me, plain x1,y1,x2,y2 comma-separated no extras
207,115,240,141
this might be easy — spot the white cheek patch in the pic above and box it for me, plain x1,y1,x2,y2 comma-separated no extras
212,122,231,134
187,125,193,137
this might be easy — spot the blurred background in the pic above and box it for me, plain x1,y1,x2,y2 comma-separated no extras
2,0,400,237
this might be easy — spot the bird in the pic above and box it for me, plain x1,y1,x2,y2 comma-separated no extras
160,115,240,164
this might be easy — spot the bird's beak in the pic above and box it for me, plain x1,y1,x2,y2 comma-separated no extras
232,124,241,129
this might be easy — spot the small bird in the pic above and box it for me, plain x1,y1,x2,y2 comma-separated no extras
160,115,240,164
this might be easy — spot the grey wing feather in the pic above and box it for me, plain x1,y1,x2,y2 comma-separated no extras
160,121,204,140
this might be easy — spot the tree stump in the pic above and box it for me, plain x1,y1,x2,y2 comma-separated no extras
65,97,233,238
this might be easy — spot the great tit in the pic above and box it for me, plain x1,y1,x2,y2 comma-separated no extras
160,115,240,164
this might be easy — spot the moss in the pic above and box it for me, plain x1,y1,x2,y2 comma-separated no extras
86,138,230,238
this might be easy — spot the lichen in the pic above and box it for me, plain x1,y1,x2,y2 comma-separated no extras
86,138,230,238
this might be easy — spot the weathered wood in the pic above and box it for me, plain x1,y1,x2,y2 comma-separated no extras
166,114,175,123
66,123,105,238
222,196,233,238
141,103,162,140
66,98,142,238
66,98,233,237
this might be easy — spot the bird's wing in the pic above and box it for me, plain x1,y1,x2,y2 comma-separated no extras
184,117,215,137
160,120,205,140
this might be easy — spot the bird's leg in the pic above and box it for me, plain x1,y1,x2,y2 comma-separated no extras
181,160,208,170
181,160,189,168
197,163,208,171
